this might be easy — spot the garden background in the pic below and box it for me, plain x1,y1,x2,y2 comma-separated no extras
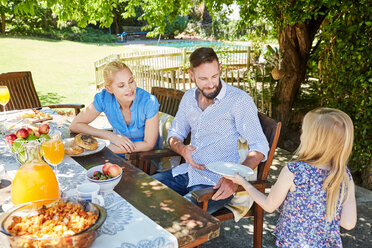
0,0,371,189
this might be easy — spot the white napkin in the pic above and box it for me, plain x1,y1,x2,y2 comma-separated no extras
225,171,257,222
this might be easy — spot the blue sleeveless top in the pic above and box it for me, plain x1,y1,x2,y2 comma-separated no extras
274,161,350,247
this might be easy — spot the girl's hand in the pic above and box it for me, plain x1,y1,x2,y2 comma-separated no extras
224,172,247,186
109,133,136,153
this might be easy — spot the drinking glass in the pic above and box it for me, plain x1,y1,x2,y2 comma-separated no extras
42,131,65,180
0,86,10,112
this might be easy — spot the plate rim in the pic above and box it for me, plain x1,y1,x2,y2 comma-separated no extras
63,137,107,157
206,161,254,177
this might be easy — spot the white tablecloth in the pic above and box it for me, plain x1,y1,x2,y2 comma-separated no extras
0,110,178,248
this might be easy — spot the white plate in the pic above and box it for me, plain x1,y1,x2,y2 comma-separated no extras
206,161,254,177
63,138,106,157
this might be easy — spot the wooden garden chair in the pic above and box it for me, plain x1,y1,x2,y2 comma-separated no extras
0,71,84,115
191,113,281,248
130,106,281,247
152,86,185,116
126,87,186,174
126,86,281,247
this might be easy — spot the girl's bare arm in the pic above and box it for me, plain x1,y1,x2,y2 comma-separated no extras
340,178,357,230
226,165,294,213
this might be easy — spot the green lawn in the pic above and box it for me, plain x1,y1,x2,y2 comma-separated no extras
0,37,138,109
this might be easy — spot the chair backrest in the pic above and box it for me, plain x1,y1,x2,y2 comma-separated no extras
256,112,281,181
0,71,41,111
151,87,185,117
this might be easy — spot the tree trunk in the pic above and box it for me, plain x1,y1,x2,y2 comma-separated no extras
362,158,372,190
1,13,5,33
44,9,50,31
272,20,325,135
113,11,120,34
273,24,310,128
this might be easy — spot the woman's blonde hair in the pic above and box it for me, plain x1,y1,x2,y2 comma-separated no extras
295,107,354,221
103,60,131,87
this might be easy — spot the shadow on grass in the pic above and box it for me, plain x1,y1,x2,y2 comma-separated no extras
38,92,66,105
0,34,123,46
0,34,61,43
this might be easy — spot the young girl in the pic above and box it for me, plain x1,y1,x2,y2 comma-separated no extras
225,107,357,247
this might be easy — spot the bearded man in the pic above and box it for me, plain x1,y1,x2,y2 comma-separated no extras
153,47,269,213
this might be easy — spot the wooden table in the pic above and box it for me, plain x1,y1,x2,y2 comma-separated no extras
0,110,220,247
0,147,220,248
74,148,220,247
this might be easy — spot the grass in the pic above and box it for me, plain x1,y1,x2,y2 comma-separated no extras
0,36,141,109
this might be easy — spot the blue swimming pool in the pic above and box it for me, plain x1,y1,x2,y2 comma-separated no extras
150,40,248,50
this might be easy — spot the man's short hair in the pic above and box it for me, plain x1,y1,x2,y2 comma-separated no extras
189,47,219,70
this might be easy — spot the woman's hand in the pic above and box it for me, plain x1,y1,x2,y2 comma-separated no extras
223,172,247,186
109,132,136,153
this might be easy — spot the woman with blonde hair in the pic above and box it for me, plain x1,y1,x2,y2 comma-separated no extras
70,60,159,156
225,107,357,247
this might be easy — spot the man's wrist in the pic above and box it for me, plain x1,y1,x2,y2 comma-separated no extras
170,138,185,155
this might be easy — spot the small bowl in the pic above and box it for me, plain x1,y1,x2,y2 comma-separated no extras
0,198,106,248
86,165,123,192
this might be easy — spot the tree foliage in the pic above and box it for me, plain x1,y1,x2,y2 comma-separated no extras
0,0,117,28
311,0,372,175
1,0,370,179
0,1,344,37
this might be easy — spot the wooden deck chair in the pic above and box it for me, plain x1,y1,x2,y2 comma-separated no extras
191,113,281,248
153,86,185,116
126,87,281,247
130,107,281,247
126,87,185,174
0,71,84,115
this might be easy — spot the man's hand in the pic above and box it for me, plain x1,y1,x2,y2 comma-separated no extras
182,145,206,170
169,136,206,170
212,177,238,200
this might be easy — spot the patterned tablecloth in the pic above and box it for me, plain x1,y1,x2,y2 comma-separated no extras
0,110,178,248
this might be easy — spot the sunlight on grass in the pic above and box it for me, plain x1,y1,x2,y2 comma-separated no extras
0,37,143,108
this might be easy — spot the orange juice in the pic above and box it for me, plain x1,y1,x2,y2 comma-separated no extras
42,139,65,165
0,86,10,105
11,161,60,205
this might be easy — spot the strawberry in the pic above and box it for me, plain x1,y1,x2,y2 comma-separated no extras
93,171,101,177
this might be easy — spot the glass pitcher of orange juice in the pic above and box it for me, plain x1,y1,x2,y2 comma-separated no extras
11,140,60,205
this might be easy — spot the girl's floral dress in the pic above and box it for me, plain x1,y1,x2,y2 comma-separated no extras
274,161,350,247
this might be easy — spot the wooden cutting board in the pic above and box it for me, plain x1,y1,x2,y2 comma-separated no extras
17,110,53,123
27,116,53,123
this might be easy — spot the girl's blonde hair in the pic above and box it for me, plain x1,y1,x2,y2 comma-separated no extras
103,60,131,87
296,107,354,221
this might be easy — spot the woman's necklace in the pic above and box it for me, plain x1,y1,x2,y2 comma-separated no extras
122,108,130,114
123,109,131,126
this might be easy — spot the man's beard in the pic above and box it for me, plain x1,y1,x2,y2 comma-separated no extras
198,80,222,100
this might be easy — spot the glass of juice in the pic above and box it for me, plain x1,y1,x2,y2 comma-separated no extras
42,130,65,180
0,86,10,112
